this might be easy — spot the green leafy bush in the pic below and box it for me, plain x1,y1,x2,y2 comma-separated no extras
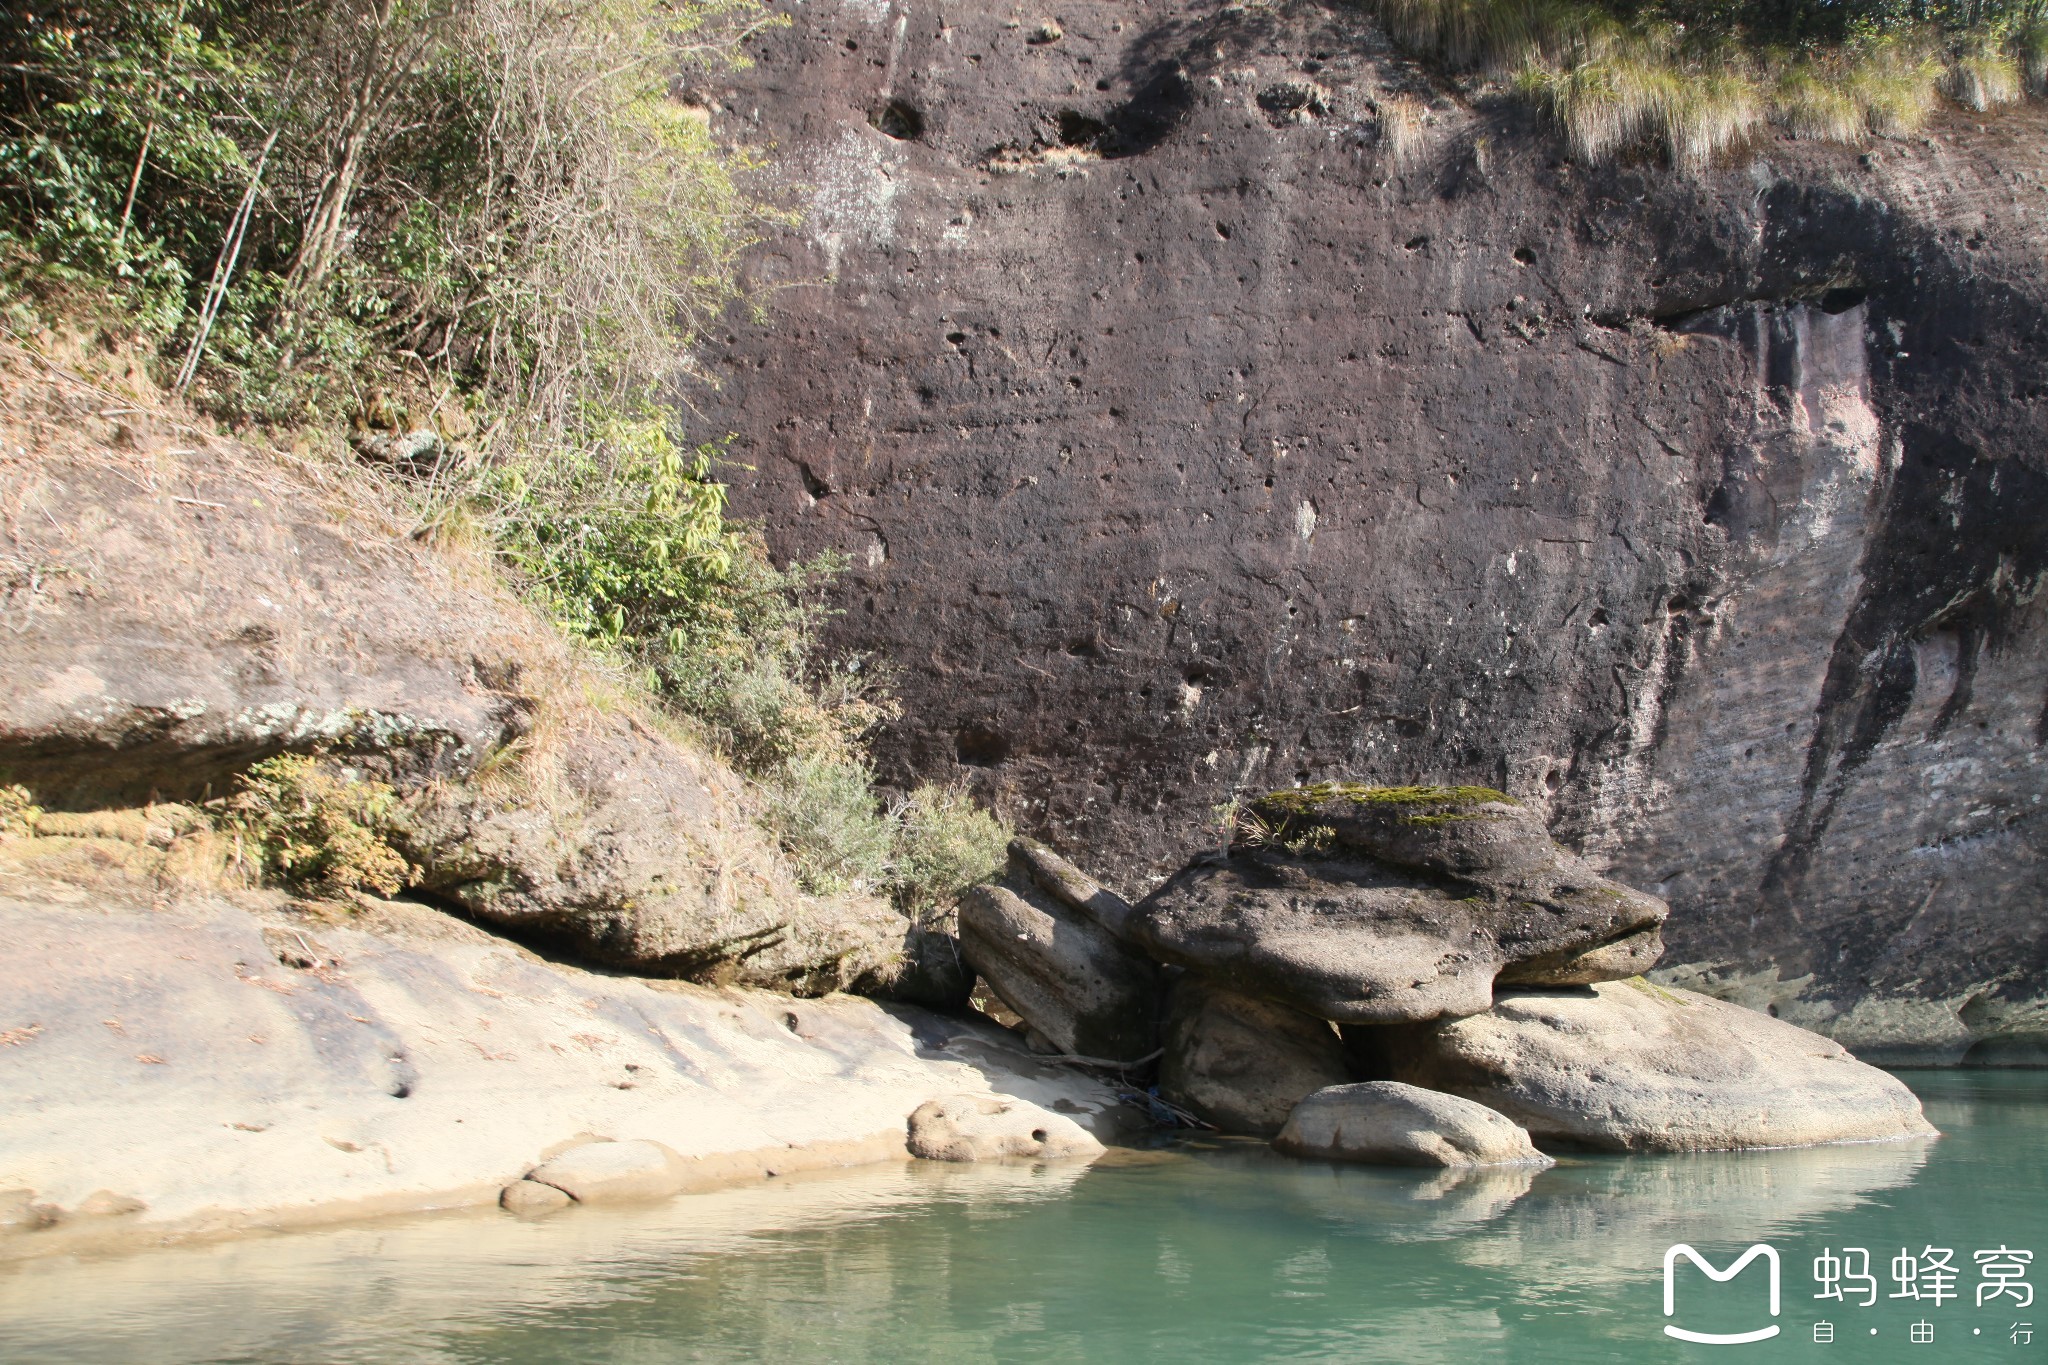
762,760,1011,921
0,0,783,426
761,754,900,898
0,0,1015,931
891,784,1009,922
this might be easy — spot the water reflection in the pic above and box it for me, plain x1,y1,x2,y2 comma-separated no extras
0,1074,2038,1365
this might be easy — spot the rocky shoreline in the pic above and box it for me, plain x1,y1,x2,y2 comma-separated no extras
0,883,1128,1261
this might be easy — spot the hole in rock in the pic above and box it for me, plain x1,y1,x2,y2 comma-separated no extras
1819,287,1867,315
1588,607,1610,627
1215,222,1233,240
1513,246,1537,266
1031,1129,1049,1142
870,99,925,140
1404,235,1429,251
1056,109,1110,148
946,331,968,345
955,724,1012,767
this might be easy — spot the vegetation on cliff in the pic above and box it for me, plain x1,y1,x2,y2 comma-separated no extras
1351,0,2048,163
0,0,1003,919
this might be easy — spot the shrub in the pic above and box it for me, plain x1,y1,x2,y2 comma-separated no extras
0,0,1015,932
221,754,414,898
761,754,899,898
0,784,38,837
892,784,1009,923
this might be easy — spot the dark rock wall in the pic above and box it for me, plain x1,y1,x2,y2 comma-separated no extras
694,0,2048,1060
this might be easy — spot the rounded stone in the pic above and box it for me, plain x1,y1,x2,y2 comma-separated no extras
499,1178,573,1215
526,1139,684,1203
1273,1081,1553,1167
906,1094,1106,1163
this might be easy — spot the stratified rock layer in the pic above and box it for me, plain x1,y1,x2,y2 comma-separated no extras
1364,980,1938,1152
958,838,1161,1061
1131,787,1666,1023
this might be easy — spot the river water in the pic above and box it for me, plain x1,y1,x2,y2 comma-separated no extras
1,1072,2043,1364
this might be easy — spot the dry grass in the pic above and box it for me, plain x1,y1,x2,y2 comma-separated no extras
1372,0,2033,166
1377,93,1431,165
1945,40,2024,110
0,797,247,899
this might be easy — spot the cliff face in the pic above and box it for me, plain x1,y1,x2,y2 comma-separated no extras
697,0,2048,1061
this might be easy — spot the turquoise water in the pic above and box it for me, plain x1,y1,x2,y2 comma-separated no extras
2,1072,2044,1364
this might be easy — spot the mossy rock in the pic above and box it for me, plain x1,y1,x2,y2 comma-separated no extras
1241,781,1546,880
1254,783,1516,816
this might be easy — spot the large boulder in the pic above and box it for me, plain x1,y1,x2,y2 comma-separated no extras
906,1094,1106,1162
1158,976,1351,1136
1130,785,1667,1023
1273,1082,1552,1168
958,838,1161,1062
1361,980,1939,1152
0,383,916,994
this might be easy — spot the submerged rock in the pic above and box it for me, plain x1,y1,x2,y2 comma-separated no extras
499,1179,573,1216
1273,1081,1552,1168
958,838,1161,1062
1158,976,1351,1136
526,1140,685,1204
1130,785,1667,1024
1363,979,1939,1152
906,1094,1106,1162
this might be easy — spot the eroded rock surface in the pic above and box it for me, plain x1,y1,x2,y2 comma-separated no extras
1158,976,1351,1136
0,372,914,993
1274,1082,1552,1168
526,1140,687,1204
958,838,1161,1061
698,0,2048,1060
905,1094,1106,1162
1360,980,1938,1152
1131,786,1666,1023
0,881,1128,1259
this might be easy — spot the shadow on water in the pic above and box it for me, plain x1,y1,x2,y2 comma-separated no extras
0,1073,2041,1365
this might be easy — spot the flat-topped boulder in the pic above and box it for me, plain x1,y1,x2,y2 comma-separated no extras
1129,785,1666,1024
958,838,1162,1063
1361,979,1938,1152
1274,1082,1553,1168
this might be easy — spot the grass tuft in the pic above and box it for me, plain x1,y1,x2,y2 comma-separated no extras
1362,0,2044,166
